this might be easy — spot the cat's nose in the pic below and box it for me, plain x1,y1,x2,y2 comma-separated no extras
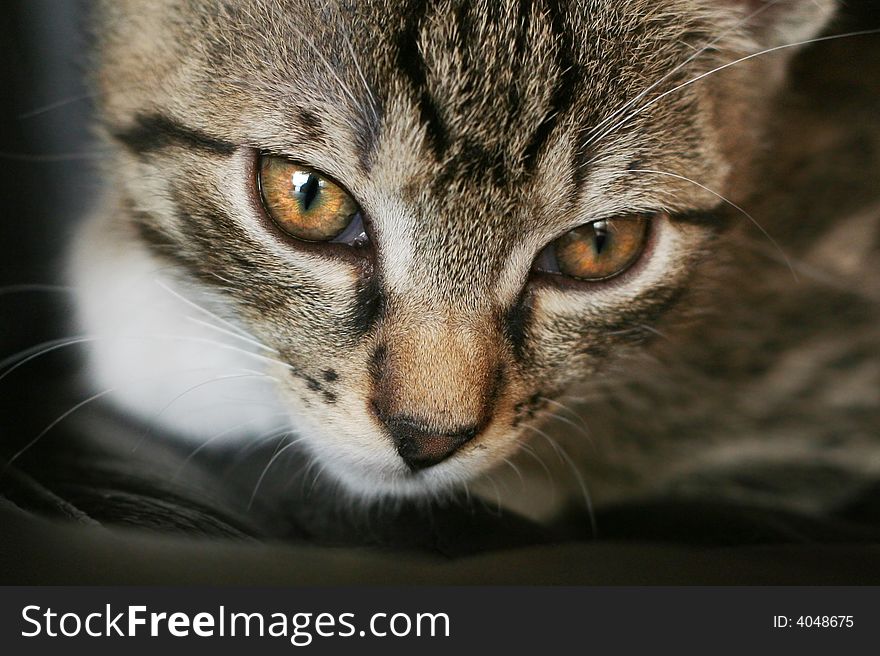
381,415,478,471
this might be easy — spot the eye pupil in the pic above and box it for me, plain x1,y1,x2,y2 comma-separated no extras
295,173,321,212
592,220,609,255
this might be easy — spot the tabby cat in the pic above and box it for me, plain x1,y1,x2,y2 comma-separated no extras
68,0,879,523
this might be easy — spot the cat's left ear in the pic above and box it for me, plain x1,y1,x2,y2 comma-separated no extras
719,0,838,48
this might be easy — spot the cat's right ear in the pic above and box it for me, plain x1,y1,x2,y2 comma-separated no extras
718,0,838,49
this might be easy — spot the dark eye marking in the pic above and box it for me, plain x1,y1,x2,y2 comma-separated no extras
501,291,534,363
322,369,339,382
350,271,385,339
113,113,236,157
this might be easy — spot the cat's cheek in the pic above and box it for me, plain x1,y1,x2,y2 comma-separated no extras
516,219,713,389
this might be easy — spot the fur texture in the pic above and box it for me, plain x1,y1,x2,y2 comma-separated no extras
70,0,879,518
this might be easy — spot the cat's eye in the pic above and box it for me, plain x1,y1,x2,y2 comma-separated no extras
258,155,367,246
534,215,650,281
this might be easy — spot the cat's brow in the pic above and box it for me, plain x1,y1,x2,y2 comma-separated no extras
112,113,237,157
669,207,730,228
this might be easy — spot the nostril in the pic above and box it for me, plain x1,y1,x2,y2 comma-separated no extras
381,415,479,471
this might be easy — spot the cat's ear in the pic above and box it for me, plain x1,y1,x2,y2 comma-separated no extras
720,0,838,48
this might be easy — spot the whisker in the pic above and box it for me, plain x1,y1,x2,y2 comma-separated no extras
299,455,323,499
480,472,504,516
520,423,597,538
154,279,261,343
164,335,295,372
0,336,98,383
279,18,362,113
305,461,329,500
248,434,306,508
584,0,782,141
461,479,473,508
342,33,381,128
19,91,101,119
2,387,117,471
519,443,555,490
587,27,880,150
501,457,526,492
521,422,565,466
132,370,276,453
554,441,598,539
538,396,596,438
0,332,293,385
629,168,798,281
173,414,292,479
635,323,671,341
537,409,597,453
227,424,298,469
185,316,279,354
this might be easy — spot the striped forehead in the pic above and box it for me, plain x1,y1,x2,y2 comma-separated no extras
357,0,581,300
388,0,571,177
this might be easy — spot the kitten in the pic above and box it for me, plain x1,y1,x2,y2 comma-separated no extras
68,0,878,521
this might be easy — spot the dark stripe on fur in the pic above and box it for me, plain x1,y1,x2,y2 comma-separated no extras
502,290,534,363
350,270,386,338
296,109,329,144
670,207,730,229
113,113,237,157
521,0,579,173
396,0,449,158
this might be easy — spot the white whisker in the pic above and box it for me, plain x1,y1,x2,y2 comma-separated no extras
501,457,526,492
185,316,279,354
521,423,597,537
3,388,117,470
132,370,276,453
587,28,880,150
0,336,98,383
629,168,798,280
343,33,381,128
154,279,259,342
174,414,292,479
249,434,306,508
540,396,595,433
305,461,329,500
584,0,783,141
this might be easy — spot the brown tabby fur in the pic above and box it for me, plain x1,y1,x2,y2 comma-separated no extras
72,0,878,518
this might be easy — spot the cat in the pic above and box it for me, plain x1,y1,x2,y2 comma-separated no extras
65,0,879,526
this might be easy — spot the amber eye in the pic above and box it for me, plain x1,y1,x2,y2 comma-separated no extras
534,216,650,281
259,155,366,245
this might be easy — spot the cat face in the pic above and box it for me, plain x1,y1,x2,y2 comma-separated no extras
84,0,835,499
